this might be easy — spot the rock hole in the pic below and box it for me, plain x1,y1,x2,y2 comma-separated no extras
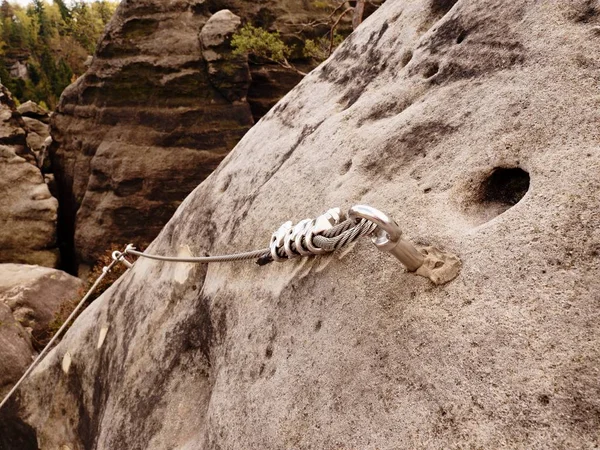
401,50,413,67
456,31,467,44
481,167,530,207
538,394,550,405
423,62,440,78
265,344,273,359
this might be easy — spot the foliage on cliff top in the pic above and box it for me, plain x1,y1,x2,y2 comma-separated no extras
0,0,118,108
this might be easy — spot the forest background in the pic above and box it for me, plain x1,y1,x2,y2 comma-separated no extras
0,0,118,109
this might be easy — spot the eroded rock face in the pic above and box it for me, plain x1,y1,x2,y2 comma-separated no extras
51,0,255,271
0,302,34,399
0,88,59,268
50,0,356,271
17,0,600,448
16,101,52,171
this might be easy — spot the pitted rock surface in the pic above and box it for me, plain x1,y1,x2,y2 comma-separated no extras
16,0,600,448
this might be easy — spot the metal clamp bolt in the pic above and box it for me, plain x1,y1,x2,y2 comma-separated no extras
348,205,424,271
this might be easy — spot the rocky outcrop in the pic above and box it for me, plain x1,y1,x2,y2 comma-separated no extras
0,88,59,268
200,10,251,102
18,101,51,172
13,0,600,448
49,0,358,271
0,86,32,163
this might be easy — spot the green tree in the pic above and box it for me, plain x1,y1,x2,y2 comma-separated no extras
231,24,307,76
0,0,118,108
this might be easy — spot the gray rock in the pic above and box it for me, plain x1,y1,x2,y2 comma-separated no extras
22,116,51,170
0,86,32,164
0,302,34,400
16,0,600,448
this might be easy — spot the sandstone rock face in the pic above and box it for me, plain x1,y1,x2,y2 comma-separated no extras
16,0,600,448
50,0,353,270
0,264,84,346
0,88,59,268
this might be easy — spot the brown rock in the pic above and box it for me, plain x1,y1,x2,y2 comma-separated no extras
0,86,33,164
200,9,251,102
0,145,59,268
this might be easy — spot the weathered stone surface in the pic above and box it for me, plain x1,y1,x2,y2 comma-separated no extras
51,0,256,271
50,0,355,271
0,86,33,164
0,264,84,346
0,89,58,267
0,87,59,268
16,0,600,448
0,147,59,268
22,116,51,170
0,302,34,399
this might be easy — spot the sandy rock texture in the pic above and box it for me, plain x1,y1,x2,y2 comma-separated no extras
0,88,59,268
15,0,600,448
50,0,350,270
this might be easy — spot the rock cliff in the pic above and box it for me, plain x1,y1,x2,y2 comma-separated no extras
0,87,59,268
14,0,600,448
50,0,353,271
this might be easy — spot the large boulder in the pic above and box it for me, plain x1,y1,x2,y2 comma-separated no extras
49,0,358,271
0,264,84,346
15,0,600,448
0,87,59,268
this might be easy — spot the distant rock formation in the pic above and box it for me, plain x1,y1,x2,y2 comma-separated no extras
49,0,356,271
0,87,59,267
14,0,600,448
